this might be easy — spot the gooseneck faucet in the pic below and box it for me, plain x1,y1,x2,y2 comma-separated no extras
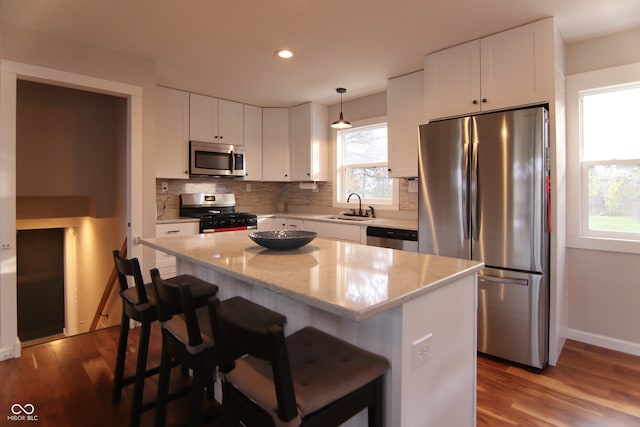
346,193,363,216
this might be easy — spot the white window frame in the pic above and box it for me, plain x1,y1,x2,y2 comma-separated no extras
566,62,640,254
333,116,399,211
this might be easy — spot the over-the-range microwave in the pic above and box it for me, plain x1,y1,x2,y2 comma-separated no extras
189,141,246,177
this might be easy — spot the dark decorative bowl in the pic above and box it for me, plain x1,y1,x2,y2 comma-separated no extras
248,230,317,250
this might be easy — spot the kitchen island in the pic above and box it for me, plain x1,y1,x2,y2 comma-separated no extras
141,231,483,427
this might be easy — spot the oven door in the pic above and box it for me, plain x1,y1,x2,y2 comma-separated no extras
190,141,245,177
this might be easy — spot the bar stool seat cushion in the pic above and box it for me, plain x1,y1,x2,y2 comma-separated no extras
121,274,217,312
225,326,389,420
120,283,156,310
163,306,214,355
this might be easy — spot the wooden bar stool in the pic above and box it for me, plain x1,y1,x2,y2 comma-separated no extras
111,250,218,427
150,269,287,427
208,296,390,427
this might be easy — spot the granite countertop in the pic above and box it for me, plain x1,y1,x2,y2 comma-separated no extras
141,231,482,321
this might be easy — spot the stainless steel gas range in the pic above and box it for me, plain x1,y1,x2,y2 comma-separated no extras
180,193,257,233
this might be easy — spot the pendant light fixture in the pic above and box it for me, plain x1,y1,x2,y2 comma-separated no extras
331,87,352,129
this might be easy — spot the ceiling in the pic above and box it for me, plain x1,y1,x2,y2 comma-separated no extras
1,0,639,107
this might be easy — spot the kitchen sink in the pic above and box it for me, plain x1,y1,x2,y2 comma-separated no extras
317,215,372,222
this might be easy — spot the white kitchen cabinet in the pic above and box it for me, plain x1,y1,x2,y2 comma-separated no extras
289,102,329,181
262,108,290,181
301,220,363,244
243,104,262,180
257,217,278,230
155,86,190,179
189,93,244,146
155,221,199,277
387,70,424,178
425,19,549,120
259,217,303,230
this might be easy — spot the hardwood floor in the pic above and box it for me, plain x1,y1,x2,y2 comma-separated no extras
1,324,639,426
477,340,640,426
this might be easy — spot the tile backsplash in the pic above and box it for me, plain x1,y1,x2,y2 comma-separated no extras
156,178,417,220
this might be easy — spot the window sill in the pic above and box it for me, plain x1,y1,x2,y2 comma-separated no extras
566,235,640,254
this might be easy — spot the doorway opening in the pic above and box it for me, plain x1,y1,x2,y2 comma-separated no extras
17,228,65,343
15,79,128,341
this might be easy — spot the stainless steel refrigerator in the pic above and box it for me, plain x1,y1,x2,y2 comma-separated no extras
418,106,550,369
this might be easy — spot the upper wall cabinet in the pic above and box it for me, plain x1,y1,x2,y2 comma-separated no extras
262,103,330,182
189,93,244,145
243,104,263,180
262,107,290,181
387,70,424,178
155,86,190,179
425,19,550,120
290,102,329,182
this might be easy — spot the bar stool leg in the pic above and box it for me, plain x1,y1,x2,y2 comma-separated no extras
189,365,207,427
112,310,130,405
154,342,172,427
368,377,384,427
130,320,152,427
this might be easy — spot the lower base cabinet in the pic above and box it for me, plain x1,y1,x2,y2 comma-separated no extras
155,221,199,277
259,217,364,244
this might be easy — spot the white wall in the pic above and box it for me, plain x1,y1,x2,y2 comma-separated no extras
0,21,157,275
564,27,640,355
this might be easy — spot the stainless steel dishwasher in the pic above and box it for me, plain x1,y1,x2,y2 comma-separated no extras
366,226,418,252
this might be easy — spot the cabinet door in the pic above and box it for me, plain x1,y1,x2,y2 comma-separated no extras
189,93,219,142
218,99,244,146
290,103,329,181
387,70,423,178
155,222,199,277
290,103,312,181
262,108,290,181
303,220,362,243
243,104,262,180
425,40,480,120
480,19,549,111
155,87,190,179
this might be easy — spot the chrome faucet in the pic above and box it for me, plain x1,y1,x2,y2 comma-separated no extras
346,193,363,216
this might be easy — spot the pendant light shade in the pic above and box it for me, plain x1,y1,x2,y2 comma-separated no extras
331,88,352,129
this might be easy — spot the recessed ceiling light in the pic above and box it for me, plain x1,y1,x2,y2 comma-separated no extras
275,49,293,59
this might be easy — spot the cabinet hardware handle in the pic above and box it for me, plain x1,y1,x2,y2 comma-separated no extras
166,230,180,234
481,98,487,103
472,100,478,105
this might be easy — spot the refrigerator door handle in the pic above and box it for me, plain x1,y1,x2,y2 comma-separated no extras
478,274,528,287
462,118,470,241
470,117,480,242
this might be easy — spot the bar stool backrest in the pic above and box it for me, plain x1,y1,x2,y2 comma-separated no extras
112,250,149,305
150,268,204,348
208,296,298,422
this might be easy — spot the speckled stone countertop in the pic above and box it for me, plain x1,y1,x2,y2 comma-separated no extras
141,231,482,321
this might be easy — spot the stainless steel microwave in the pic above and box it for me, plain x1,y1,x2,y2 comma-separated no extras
189,141,246,177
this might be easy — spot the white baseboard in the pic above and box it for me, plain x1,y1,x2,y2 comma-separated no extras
567,329,640,357
0,339,21,361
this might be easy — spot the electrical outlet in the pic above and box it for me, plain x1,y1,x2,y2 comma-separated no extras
246,183,252,192
412,333,433,368
161,182,169,192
